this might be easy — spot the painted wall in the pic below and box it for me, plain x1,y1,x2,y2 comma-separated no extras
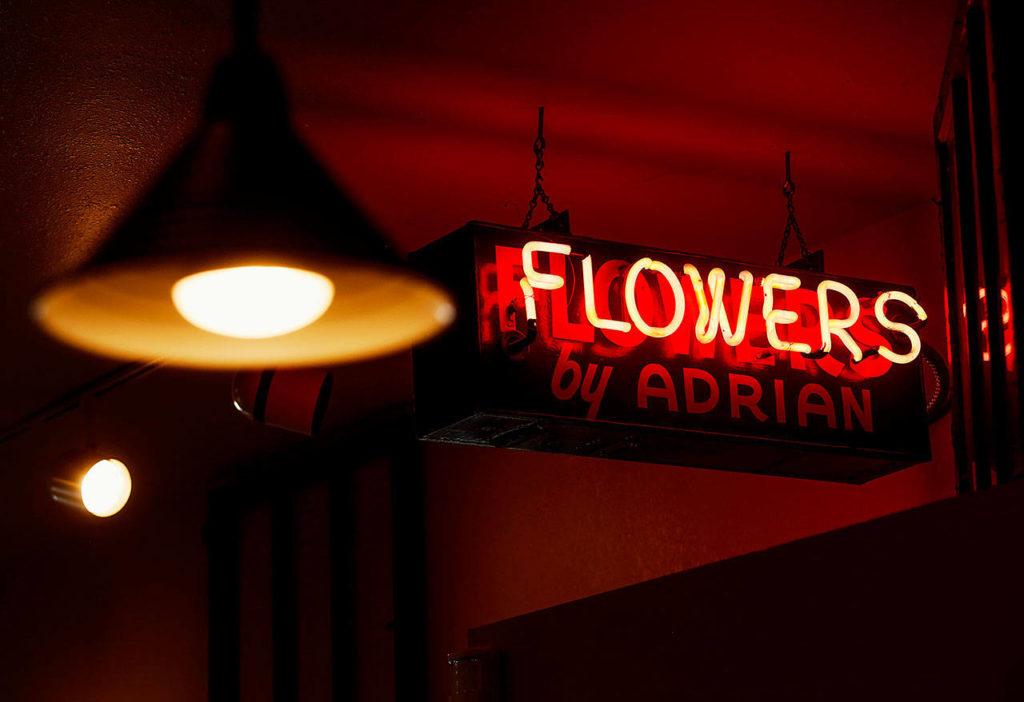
468,476,1024,701
0,485,209,701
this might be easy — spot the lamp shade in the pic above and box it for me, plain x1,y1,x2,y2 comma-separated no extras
32,52,454,368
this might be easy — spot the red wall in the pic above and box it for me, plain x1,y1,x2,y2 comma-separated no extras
467,477,1024,701
0,492,209,701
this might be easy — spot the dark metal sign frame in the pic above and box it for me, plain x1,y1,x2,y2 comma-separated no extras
413,222,930,483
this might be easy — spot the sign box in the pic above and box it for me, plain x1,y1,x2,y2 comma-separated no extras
412,222,931,483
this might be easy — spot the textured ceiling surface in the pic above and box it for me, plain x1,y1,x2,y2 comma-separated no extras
0,0,956,523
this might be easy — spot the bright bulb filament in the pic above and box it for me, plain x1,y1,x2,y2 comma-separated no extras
80,459,132,518
172,266,335,339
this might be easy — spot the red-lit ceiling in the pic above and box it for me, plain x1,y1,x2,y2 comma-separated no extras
0,0,956,520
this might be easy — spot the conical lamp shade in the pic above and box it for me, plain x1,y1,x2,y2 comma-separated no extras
32,52,454,368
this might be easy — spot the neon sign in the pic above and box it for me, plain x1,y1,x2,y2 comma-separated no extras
520,244,926,364
413,223,932,483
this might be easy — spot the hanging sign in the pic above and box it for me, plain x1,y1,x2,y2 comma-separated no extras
412,222,931,482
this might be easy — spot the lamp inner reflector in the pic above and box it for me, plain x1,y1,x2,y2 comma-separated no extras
171,265,335,338
80,459,132,518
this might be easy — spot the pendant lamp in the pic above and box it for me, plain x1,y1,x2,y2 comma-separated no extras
32,1,454,368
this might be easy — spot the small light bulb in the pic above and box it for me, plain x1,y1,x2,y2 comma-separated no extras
80,459,132,518
171,265,335,339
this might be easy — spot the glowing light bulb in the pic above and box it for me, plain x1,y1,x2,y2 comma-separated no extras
171,266,335,338
520,278,537,321
80,459,132,517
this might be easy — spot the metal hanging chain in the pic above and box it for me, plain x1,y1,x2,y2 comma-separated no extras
775,151,812,267
522,106,560,228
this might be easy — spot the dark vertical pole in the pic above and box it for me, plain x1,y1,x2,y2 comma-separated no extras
966,7,1012,483
392,436,428,702
952,76,993,489
272,490,298,701
989,0,1024,452
207,491,241,702
937,141,972,494
330,470,357,701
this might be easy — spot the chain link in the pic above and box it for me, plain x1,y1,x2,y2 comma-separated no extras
774,156,812,267
523,108,559,228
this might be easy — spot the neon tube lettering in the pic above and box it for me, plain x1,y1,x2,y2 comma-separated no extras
683,266,755,346
817,280,863,362
520,277,537,321
874,291,927,364
522,241,571,290
761,273,813,354
624,258,686,338
582,255,632,333
688,266,753,345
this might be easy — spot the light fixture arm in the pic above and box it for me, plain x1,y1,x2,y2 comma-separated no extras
233,0,261,54
205,0,287,128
